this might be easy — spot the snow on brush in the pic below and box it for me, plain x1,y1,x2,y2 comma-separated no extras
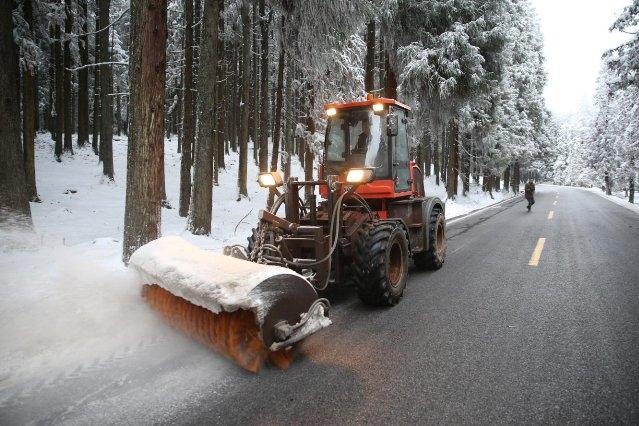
130,235,318,322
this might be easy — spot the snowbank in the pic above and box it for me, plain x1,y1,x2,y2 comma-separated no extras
423,174,516,219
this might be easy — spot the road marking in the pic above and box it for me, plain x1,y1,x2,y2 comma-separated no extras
548,211,554,219
528,238,546,266
553,200,557,205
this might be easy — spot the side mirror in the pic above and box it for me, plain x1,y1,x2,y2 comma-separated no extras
387,114,398,136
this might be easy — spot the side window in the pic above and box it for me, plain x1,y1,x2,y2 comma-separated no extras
393,109,410,192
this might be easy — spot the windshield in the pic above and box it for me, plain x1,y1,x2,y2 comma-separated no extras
325,109,389,177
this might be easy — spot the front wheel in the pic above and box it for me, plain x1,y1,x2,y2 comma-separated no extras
354,221,409,306
413,209,446,270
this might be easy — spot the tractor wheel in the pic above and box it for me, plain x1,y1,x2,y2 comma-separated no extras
354,221,409,306
413,209,446,270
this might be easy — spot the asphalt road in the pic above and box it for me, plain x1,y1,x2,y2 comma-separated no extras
2,185,638,424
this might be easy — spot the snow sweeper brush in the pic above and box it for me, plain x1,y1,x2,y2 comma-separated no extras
129,236,331,372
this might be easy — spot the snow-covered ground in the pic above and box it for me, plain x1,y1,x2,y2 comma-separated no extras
0,133,511,403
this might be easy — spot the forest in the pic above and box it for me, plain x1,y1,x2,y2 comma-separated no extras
2,0,551,261
550,1,638,202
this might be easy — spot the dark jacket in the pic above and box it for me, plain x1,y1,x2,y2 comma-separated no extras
524,181,535,197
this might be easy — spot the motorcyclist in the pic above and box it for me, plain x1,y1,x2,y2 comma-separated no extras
525,179,536,211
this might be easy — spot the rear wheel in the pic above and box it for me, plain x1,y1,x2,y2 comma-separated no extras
413,209,446,270
353,221,409,306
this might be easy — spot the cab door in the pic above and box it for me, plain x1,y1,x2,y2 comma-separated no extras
392,108,411,193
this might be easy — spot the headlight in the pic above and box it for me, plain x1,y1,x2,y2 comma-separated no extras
326,107,337,117
257,172,283,188
372,103,384,112
345,168,375,184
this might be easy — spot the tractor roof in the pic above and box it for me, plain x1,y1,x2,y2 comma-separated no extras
323,97,411,112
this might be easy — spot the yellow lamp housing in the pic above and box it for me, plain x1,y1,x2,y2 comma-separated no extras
345,168,375,185
257,172,283,188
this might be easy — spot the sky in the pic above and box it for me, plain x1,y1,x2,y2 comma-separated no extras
530,0,632,117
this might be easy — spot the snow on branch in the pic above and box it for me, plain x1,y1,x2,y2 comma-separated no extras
66,61,129,72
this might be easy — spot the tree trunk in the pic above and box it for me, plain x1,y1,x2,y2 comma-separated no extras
258,0,270,172
446,119,458,199
78,0,89,147
48,27,55,138
115,83,121,135
237,3,250,199
230,40,238,152
99,0,114,179
54,24,64,161
250,0,258,166
188,0,221,235
364,19,375,93
122,0,167,263
63,0,74,154
282,54,293,180
0,3,32,226
604,170,612,195
266,24,285,208
215,1,225,174
384,53,397,99
304,88,315,201
461,132,470,196
179,0,195,216
92,12,100,155
512,160,520,193
176,72,182,152
503,165,510,193
270,23,285,174
423,129,431,177
440,126,447,184
377,27,385,90
22,0,38,201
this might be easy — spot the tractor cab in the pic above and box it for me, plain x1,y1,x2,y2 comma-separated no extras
321,97,415,200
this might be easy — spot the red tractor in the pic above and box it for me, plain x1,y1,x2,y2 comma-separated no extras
248,96,446,306
134,96,448,371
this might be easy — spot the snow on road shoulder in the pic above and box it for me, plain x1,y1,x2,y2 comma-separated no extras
424,174,516,219
583,187,639,214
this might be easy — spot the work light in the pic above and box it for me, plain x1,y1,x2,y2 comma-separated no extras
372,103,384,112
326,107,337,117
345,168,375,184
258,172,283,188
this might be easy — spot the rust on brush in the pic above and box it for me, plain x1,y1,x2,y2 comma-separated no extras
142,284,293,372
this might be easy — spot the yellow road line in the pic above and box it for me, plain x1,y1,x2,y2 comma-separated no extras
528,238,546,266
548,211,554,219
553,200,557,205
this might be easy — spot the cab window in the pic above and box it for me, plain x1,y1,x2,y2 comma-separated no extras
393,108,410,192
